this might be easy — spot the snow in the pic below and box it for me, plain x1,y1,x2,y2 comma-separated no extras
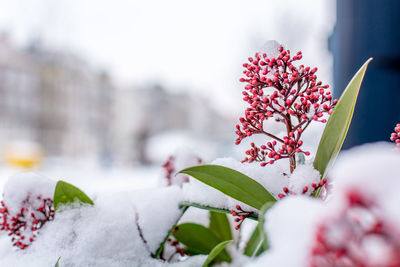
132,186,185,253
3,172,55,215
259,40,281,60
0,170,206,266
287,163,320,195
246,196,323,267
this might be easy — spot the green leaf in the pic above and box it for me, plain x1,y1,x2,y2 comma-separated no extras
55,257,61,267
257,202,274,251
180,165,276,210
209,211,232,241
244,225,264,257
202,240,233,267
153,206,188,258
244,201,274,257
179,202,258,221
314,58,372,179
173,223,231,263
53,181,94,211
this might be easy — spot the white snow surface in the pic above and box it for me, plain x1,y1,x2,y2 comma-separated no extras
133,186,185,253
288,163,320,195
259,40,281,59
247,196,323,267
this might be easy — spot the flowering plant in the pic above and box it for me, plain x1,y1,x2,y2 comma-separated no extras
236,45,337,172
170,44,373,263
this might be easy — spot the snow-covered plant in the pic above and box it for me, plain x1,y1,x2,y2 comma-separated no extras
310,189,400,267
249,145,400,267
169,44,372,262
0,173,55,249
162,149,202,187
236,44,337,172
0,196,54,249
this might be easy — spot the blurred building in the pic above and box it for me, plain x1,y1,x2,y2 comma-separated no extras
0,37,233,166
0,34,40,145
113,84,233,165
0,36,113,161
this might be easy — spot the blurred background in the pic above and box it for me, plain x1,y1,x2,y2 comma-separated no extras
0,0,397,181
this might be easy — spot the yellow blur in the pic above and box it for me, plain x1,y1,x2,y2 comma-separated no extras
3,141,43,169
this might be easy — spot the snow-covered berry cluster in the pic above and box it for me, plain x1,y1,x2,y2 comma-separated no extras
162,149,202,186
390,123,400,147
235,43,337,172
166,237,187,258
278,178,327,199
230,205,254,230
310,190,400,267
162,155,179,186
0,195,55,249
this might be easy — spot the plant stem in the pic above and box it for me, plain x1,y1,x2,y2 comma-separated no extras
285,114,296,173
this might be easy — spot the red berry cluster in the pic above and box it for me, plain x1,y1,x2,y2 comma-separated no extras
0,195,55,249
167,237,187,257
162,156,178,186
235,45,337,172
390,123,400,147
230,205,254,230
159,227,190,262
310,190,400,267
162,155,202,186
278,178,327,199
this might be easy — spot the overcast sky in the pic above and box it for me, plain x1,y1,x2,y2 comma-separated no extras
0,0,336,113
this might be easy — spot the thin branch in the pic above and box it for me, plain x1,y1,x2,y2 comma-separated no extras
135,211,151,252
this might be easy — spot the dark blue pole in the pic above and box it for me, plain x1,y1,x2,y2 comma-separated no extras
330,0,400,148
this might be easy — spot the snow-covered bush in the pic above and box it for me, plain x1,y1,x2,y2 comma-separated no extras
0,173,55,249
